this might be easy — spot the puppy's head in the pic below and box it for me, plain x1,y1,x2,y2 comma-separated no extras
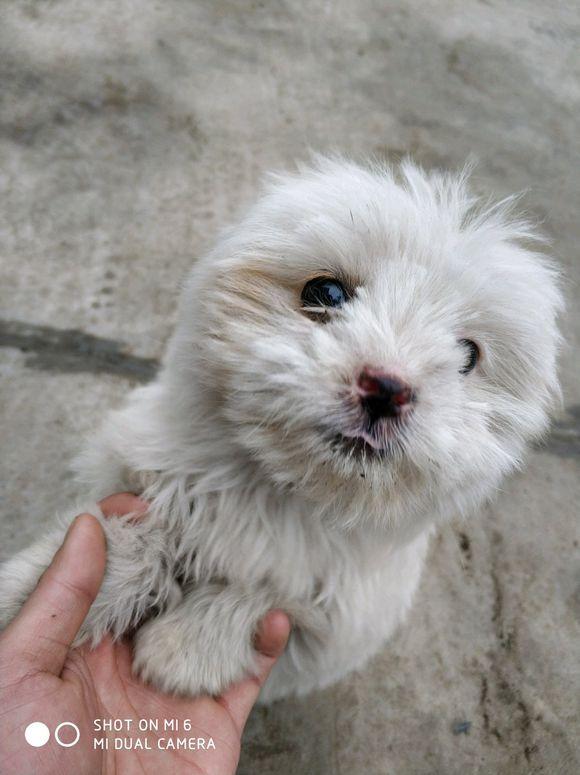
180,158,562,534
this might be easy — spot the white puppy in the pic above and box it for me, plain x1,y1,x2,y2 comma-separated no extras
0,158,562,702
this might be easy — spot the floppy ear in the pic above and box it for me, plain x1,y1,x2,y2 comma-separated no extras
464,218,563,442
500,241,563,421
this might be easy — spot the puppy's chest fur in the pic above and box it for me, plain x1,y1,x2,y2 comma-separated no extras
123,465,429,655
124,465,389,591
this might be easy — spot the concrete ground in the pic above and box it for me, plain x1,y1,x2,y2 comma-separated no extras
1,1,579,773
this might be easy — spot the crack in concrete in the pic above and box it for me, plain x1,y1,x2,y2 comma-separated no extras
482,528,538,764
0,318,159,382
479,673,502,741
458,531,472,564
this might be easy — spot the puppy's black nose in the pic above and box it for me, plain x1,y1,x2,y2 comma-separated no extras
357,368,414,422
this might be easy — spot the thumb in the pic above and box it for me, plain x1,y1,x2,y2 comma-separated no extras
217,610,291,732
2,514,106,677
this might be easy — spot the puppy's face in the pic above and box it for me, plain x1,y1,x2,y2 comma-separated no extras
188,160,562,533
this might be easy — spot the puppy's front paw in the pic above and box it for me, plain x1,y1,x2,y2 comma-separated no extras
0,562,29,630
0,532,65,630
132,609,257,697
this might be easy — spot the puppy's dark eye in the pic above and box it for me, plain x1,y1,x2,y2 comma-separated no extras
459,339,480,374
301,277,348,310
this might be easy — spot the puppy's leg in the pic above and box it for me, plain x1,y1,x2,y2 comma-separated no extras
0,526,69,629
0,503,182,644
133,582,278,696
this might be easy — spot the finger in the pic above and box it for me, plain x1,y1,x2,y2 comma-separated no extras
2,514,106,678
99,492,149,519
217,610,290,732
253,610,291,659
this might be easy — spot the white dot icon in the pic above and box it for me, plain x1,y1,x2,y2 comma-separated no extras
24,722,50,747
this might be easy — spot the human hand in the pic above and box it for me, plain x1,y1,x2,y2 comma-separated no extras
0,493,290,775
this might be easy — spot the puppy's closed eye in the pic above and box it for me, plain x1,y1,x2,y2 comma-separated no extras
458,338,480,374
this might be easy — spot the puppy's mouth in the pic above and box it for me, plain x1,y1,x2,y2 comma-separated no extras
329,421,406,461
331,433,392,460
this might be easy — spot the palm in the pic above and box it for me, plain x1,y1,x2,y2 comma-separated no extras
79,637,242,774
3,637,243,775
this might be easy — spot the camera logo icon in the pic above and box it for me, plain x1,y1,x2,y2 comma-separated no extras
24,721,80,748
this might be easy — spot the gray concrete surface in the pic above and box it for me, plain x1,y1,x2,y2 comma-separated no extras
1,1,579,773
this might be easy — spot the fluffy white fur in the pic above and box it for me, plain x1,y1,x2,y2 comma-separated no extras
0,158,562,702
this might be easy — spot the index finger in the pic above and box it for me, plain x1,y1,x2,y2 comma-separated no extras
99,492,149,519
